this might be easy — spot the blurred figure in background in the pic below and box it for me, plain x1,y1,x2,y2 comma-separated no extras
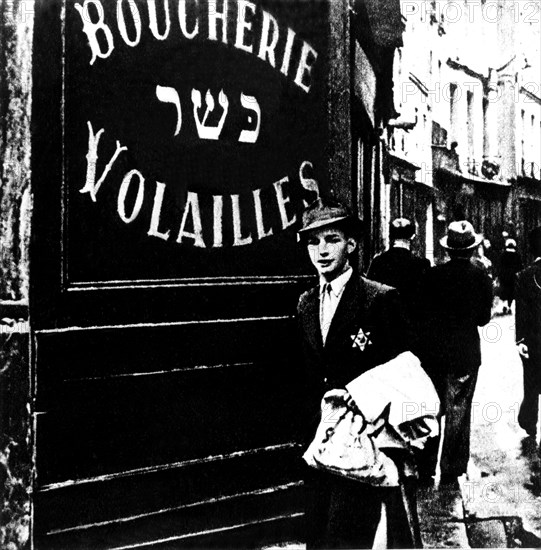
499,238,523,314
516,226,541,443
471,238,494,281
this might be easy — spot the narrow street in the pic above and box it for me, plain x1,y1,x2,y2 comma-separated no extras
419,306,541,548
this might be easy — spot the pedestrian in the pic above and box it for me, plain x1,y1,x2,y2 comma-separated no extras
471,238,493,280
296,198,415,549
367,218,431,331
516,226,541,442
499,238,523,314
419,221,493,485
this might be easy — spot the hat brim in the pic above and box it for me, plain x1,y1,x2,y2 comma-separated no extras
440,233,483,250
298,215,352,234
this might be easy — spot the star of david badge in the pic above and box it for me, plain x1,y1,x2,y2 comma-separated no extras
350,328,372,351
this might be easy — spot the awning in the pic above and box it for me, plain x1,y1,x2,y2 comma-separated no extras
436,167,511,188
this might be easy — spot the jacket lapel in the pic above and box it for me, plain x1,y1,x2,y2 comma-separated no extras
304,287,323,351
325,275,366,348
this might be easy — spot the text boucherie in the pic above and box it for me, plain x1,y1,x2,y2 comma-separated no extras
74,0,318,93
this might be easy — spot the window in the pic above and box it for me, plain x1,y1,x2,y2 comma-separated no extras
449,83,458,144
467,91,475,173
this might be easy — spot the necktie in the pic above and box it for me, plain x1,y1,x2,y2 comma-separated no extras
321,283,333,344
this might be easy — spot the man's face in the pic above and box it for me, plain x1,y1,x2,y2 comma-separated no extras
306,226,357,280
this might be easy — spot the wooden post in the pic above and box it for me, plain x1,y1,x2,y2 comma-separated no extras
0,0,33,303
327,0,352,207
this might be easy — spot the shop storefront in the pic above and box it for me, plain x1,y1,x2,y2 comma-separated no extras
29,1,402,547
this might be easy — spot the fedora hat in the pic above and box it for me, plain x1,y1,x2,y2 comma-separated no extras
505,238,517,250
298,198,361,236
390,218,415,240
440,220,482,250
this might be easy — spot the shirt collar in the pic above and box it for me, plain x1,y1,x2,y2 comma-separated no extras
320,267,353,298
392,240,411,250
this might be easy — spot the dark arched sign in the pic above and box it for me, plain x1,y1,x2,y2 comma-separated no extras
64,0,328,285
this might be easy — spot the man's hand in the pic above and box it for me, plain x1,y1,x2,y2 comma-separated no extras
344,391,361,413
517,342,529,359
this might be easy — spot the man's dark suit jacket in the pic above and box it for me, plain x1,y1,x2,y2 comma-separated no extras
516,260,541,364
419,259,493,375
297,274,409,441
367,247,430,315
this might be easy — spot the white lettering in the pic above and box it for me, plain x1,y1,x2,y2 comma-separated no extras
148,0,170,40
253,188,273,239
208,0,228,44
177,191,206,247
178,0,199,39
299,160,319,206
238,93,261,143
213,194,223,247
74,0,114,65
258,11,279,67
235,0,256,53
118,169,145,223
294,41,317,93
231,194,253,246
147,181,171,240
191,89,229,140
273,177,296,229
280,27,295,77
117,0,142,47
79,121,127,202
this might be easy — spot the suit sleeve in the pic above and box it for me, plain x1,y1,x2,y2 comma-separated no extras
366,254,382,281
477,271,494,327
375,288,411,360
515,272,527,345
296,294,323,445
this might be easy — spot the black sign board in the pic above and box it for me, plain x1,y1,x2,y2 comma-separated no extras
62,0,328,286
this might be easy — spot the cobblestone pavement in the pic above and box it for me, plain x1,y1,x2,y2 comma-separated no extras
401,307,541,549
460,309,541,548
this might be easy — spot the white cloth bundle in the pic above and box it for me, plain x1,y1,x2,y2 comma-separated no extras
346,351,440,433
303,352,441,485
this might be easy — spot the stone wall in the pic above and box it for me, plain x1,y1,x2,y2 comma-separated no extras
0,1,33,548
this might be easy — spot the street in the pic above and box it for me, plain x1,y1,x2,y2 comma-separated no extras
462,307,541,547
419,306,541,548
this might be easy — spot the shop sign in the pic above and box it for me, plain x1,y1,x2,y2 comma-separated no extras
64,0,328,284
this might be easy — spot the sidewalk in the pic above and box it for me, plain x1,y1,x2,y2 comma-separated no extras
417,478,470,548
260,478,471,550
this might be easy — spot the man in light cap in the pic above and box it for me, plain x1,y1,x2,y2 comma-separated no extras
420,220,493,484
296,198,414,548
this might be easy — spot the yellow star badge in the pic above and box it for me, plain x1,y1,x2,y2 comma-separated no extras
351,328,372,351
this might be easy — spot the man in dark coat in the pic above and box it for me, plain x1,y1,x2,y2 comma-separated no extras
516,226,541,440
367,218,430,354
367,218,430,316
296,198,413,549
419,221,493,484
499,238,523,314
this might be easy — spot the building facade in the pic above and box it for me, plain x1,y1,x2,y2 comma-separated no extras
387,0,541,265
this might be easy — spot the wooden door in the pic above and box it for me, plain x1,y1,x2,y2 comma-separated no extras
30,1,334,547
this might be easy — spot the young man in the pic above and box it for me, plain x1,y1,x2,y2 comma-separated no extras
296,198,413,549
